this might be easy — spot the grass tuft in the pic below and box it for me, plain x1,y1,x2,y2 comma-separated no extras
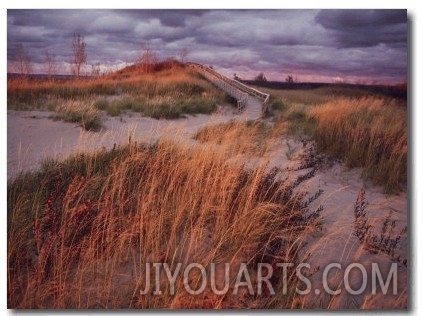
53,100,102,131
194,121,270,155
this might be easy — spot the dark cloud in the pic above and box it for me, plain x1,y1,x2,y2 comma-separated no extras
316,9,406,29
7,9,407,84
315,9,407,48
148,9,208,27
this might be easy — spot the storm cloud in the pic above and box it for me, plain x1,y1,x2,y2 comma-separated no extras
315,10,407,48
7,9,407,84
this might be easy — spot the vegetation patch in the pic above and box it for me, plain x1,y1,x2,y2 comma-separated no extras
194,120,270,155
7,60,233,121
8,140,322,308
309,97,406,193
264,84,406,193
53,99,102,131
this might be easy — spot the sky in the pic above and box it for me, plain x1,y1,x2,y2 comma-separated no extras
7,9,408,84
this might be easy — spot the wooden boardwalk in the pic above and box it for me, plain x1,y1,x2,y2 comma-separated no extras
187,63,270,120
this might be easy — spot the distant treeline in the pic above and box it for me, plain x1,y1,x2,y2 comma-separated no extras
243,80,407,101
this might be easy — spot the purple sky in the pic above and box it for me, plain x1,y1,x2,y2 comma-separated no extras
7,9,407,84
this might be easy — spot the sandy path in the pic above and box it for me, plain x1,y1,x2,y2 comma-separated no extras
7,107,254,179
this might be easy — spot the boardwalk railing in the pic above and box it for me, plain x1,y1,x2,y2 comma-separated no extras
187,62,270,115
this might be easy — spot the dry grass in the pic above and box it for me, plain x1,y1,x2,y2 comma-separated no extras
53,99,102,131
8,138,323,309
257,86,380,111
265,91,406,193
193,120,271,156
309,97,407,193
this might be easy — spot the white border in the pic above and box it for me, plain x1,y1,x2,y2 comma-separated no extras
2,1,420,315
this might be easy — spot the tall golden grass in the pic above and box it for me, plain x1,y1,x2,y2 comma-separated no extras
194,120,271,156
263,90,406,193
8,138,321,308
309,97,407,193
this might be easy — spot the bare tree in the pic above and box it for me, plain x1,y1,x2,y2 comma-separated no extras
44,51,57,81
12,44,33,79
137,42,157,73
179,48,188,64
285,75,294,83
91,63,101,78
72,33,87,79
254,72,267,82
